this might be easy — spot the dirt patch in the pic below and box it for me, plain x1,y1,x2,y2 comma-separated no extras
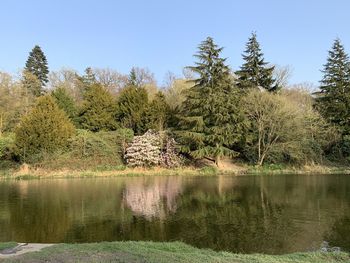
0,243,53,259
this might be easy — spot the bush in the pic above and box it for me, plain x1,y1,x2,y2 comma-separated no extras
15,95,75,162
0,133,15,160
125,130,182,168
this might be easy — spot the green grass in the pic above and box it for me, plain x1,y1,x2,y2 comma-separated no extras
0,242,17,251
0,241,349,263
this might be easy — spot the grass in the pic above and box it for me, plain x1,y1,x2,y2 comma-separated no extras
0,241,349,263
0,242,17,251
1,160,350,180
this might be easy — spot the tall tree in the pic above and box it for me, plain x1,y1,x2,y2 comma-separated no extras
51,86,77,124
15,95,75,160
116,85,148,135
78,84,118,132
177,37,246,166
236,33,278,92
316,39,350,134
24,45,49,94
128,67,138,87
144,91,170,131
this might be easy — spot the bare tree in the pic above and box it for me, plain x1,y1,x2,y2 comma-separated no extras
273,64,293,89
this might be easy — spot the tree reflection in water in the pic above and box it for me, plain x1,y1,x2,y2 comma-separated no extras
0,175,349,254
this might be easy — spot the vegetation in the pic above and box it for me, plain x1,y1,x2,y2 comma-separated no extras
0,241,348,263
0,36,350,171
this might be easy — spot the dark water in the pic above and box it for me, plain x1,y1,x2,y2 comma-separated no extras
0,174,350,254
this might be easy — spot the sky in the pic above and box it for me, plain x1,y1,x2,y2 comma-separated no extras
0,0,349,87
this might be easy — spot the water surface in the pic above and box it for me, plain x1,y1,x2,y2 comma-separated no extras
0,174,349,254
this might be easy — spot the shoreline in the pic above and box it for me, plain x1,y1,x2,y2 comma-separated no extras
0,241,348,262
1,163,350,180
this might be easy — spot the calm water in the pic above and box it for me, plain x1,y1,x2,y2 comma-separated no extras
0,174,350,254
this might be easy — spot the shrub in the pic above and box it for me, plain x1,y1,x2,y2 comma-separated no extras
125,130,182,168
15,95,75,162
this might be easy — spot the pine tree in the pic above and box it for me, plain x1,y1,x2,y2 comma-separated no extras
316,39,350,134
177,37,246,165
24,45,49,93
236,32,278,92
128,67,138,86
144,91,170,131
116,85,148,135
78,84,118,131
15,95,75,160
81,67,97,85
51,86,77,123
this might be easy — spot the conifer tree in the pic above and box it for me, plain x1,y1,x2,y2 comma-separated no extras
24,45,49,93
79,84,118,131
128,67,138,86
51,86,77,123
236,32,278,92
15,95,75,160
116,85,148,135
316,39,350,134
81,67,97,85
177,37,246,165
144,91,170,131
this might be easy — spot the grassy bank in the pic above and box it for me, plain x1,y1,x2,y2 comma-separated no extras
1,162,350,180
1,241,349,263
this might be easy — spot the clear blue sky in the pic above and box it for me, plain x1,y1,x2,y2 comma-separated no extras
0,0,349,86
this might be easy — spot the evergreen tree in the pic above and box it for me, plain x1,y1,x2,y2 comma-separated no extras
128,67,138,86
79,84,118,131
144,91,170,131
316,39,350,134
236,32,278,92
81,67,97,85
15,95,75,160
51,86,77,123
177,37,246,165
24,45,49,93
116,85,148,135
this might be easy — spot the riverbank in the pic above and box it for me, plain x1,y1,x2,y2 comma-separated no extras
0,241,349,263
1,160,350,180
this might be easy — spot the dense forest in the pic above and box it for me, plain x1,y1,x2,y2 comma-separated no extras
1,33,350,170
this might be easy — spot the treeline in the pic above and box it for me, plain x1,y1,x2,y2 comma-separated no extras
0,33,349,169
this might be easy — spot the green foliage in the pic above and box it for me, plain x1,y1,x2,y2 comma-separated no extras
144,91,170,131
79,84,118,131
116,85,148,135
51,86,77,123
177,37,246,165
316,39,350,135
236,32,278,92
22,70,43,97
24,45,49,91
128,67,138,86
243,90,338,165
0,133,15,160
15,95,75,161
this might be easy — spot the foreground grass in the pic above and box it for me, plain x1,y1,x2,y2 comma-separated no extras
0,242,17,251
1,241,349,263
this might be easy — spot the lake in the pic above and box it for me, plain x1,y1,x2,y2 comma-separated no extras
0,174,349,254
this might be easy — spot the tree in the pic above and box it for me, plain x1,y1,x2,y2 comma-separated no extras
177,37,246,166
78,84,118,131
15,95,75,160
144,91,170,131
243,90,337,165
51,86,77,123
316,39,350,135
128,67,138,86
236,32,278,92
116,85,148,135
21,70,42,98
24,45,49,93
